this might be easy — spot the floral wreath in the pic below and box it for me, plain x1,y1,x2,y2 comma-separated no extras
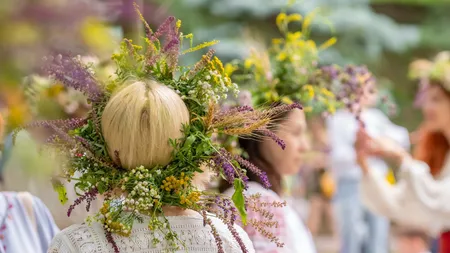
409,51,450,107
14,5,301,253
235,9,393,119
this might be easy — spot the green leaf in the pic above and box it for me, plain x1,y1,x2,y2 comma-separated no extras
232,179,247,225
52,180,68,204
183,135,196,149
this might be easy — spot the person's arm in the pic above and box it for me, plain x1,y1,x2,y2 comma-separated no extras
400,157,450,213
32,196,60,252
358,130,450,231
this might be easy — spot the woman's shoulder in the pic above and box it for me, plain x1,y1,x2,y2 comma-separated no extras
49,223,101,253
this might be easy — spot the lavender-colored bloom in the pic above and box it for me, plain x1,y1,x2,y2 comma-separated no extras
233,155,271,189
43,54,103,102
213,153,235,184
152,16,175,40
163,38,179,53
257,129,286,150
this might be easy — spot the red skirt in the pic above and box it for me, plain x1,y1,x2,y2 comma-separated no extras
440,231,450,253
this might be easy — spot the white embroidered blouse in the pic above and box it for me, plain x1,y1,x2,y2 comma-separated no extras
48,215,255,253
360,151,450,236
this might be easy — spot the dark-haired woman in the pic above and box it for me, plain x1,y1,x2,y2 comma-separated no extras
222,108,316,253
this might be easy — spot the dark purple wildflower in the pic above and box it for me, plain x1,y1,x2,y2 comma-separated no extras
256,129,286,150
105,229,119,253
213,152,236,184
233,155,271,189
202,211,224,253
67,187,98,217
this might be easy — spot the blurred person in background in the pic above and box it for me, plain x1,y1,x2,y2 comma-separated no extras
326,67,410,253
305,116,336,238
394,227,431,253
0,112,59,253
356,52,450,253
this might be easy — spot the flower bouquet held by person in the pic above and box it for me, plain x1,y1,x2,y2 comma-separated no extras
356,52,450,253
14,5,302,253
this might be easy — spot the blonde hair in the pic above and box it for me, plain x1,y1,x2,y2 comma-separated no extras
101,80,189,169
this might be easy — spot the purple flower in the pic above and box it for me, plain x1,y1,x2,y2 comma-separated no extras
257,129,286,150
67,187,98,217
42,54,103,102
151,16,175,40
105,229,119,253
213,153,236,184
233,155,271,189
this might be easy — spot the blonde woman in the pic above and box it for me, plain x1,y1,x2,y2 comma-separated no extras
49,80,255,252
33,12,294,253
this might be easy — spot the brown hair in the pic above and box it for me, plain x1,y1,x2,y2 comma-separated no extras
413,83,450,177
219,109,291,195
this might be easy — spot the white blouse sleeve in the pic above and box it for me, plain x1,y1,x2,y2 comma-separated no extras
360,157,450,234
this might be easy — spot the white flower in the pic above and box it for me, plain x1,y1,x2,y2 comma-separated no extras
205,75,211,80
156,170,161,175
121,185,126,190
131,169,136,174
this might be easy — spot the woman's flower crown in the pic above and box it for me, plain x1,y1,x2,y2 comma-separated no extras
409,51,450,92
237,9,370,117
14,5,300,253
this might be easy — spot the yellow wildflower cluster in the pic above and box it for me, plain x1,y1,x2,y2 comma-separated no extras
161,173,190,192
104,217,131,237
180,191,201,206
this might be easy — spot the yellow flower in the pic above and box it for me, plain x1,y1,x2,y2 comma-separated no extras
213,56,225,74
224,63,238,76
319,37,337,50
385,169,396,185
320,88,335,98
277,52,288,61
276,12,287,30
176,20,182,29
281,96,293,104
287,13,302,22
303,85,314,98
287,32,302,42
244,59,254,69
272,38,284,45
328,104,336,114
